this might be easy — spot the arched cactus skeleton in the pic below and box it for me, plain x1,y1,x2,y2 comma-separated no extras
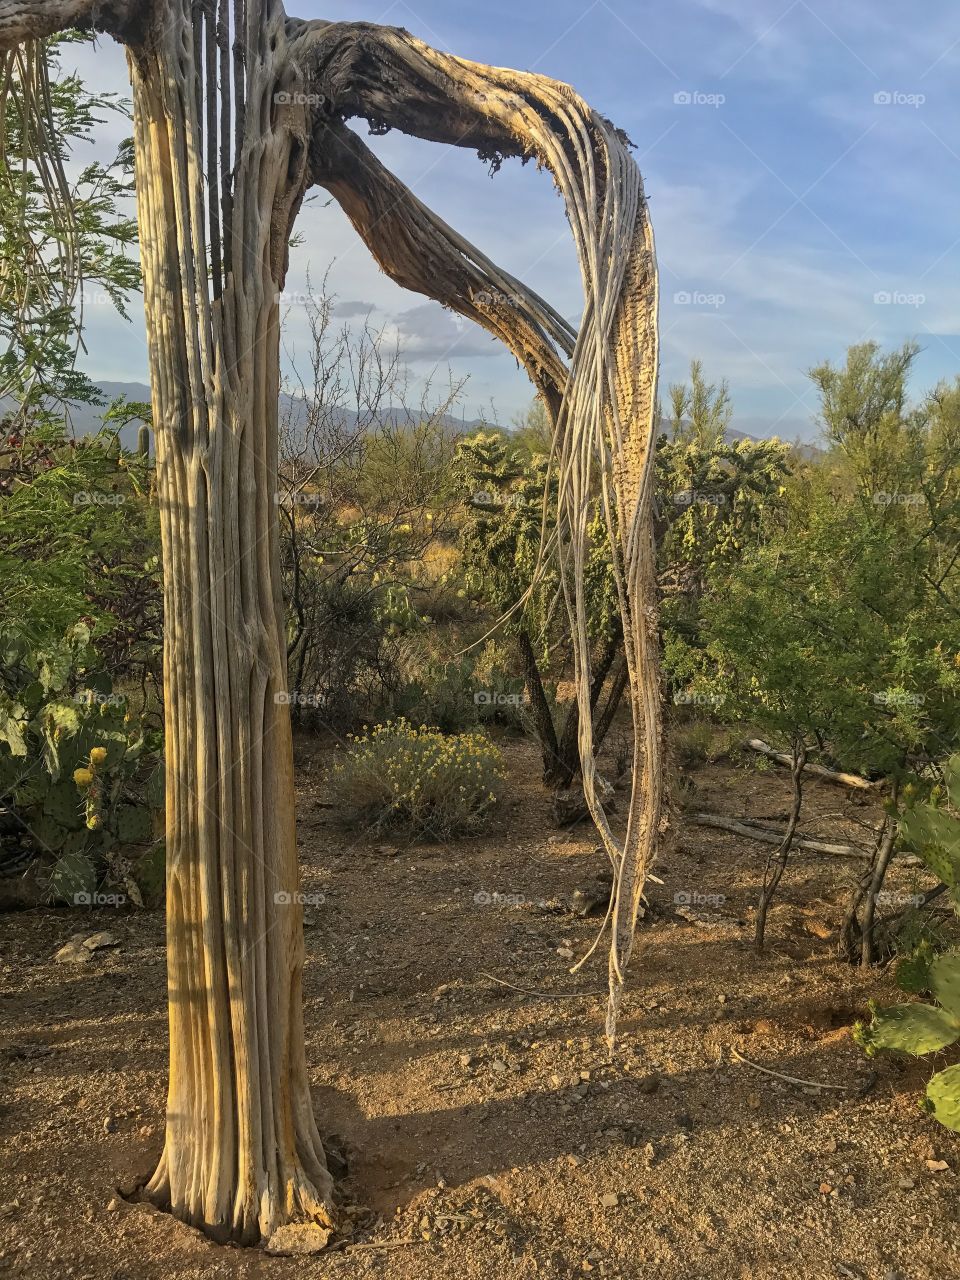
0,0,663,1245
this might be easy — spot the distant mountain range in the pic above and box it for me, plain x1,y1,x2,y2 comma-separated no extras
20,382,491,449
7,382,819,453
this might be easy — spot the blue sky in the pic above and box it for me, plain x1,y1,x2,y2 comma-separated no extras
68,0,960,439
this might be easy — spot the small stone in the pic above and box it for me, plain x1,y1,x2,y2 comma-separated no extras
490,1059,508,1073
580,1070,591,1081
54,936,94,965
377,845,400,857
557,947,574,960
568,1154,583,1167
106,1199,120,1213
460,1053,475,1069
898,1176,915,1190
926,1158,949,1172
717,994,727,1004
818,1182,834,1196
83,931,118,952
265,1224,333,1255
600,1192,620,1209
103,1115,117,1133
642,1142,656,1163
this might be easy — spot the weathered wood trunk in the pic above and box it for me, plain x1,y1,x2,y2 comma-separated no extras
0,3,664,1240
126,7,333,1243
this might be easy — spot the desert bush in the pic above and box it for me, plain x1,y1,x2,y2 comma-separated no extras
0,413,162,687
383,642,528,735
671,717,739,768
329,719,504,840
278,284,465,731
0,621,163,904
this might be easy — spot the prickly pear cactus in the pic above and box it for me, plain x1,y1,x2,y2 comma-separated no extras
855,950,960,1131
0,626,164,905
899,753,960,903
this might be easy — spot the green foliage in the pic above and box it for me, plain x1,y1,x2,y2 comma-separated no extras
0,35,139,412
671,718,738,768
856,949,960,1132
0,622,163,902
386,649,526,735
657,360,792,654
278,296,464,729
455,426,618,652
329,719,505,840
0,415,161,669
665,370,960,780
899,755,960,903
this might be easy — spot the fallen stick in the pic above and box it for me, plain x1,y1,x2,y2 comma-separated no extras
479,971,606,999
731,1047,875,1095
744,740,876,790
691,813,867,859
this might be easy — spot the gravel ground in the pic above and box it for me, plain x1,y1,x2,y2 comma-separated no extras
1,737,958,1280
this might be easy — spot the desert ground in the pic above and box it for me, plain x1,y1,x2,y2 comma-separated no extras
2,735,957,1280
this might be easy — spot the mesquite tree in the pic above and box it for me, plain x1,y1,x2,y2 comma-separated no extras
0,0,663,1245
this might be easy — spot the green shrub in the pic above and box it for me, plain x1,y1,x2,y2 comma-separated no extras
329,719,505,840
386,649,527,735
0,622,163,903
672,718,737,767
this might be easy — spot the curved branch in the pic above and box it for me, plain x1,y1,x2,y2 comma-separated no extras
306,118,572,411
0,0,141,50
297,21,663,1049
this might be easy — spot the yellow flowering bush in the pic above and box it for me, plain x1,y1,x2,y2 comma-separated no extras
330,718,505,840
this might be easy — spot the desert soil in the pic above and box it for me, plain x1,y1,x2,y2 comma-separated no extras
1,734,959,1280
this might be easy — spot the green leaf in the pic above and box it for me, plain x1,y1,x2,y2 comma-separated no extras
115,803,152,845
37,644,74,693
28,812,68,853
42,779,83,830
926,1064,960,1132
855,1001,960,1056
900,806,960,889
48,850,96,905
897,945,934,995
930,951,960,1019
942,754,960,811
145,762,164,811
0,701,28,757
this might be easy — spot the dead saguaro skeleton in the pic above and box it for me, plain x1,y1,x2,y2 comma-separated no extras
0,0,663,1245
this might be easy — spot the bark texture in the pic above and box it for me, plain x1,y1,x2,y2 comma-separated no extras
126,2,333,1243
